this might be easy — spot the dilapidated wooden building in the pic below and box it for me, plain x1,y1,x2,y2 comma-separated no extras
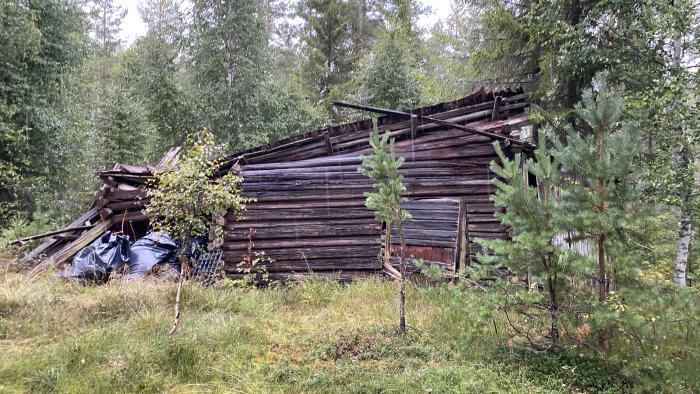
23,88,533,280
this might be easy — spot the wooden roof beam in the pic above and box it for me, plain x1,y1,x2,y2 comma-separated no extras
331,100,534,148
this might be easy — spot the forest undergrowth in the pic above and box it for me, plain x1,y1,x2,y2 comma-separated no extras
0,265,696,393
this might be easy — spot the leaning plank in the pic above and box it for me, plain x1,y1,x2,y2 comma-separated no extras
46,220,112,267
18,207,100,266
156,146,181,169
9,225,94,245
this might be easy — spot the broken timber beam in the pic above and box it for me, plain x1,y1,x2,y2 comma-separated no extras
331,100,534,148
18,207,100,266
9,225,95,245
45,220,112,267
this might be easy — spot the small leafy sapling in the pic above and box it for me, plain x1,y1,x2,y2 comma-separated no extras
359,121,412,334
145,129,251,336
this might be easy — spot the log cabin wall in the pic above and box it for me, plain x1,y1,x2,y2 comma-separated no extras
225,89,530,280
25,89,529,280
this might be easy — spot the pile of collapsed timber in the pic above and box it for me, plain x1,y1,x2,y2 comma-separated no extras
19,148,180,268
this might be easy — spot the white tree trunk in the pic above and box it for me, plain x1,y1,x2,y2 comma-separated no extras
674,210,691,287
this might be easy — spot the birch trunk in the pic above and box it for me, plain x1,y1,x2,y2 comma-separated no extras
674,210,691,287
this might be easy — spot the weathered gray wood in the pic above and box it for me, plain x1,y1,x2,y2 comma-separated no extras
223,236,380,251
229,258,380,273
9,225,95,245
17,208,100,266
223,246,380,261
224,224,380,241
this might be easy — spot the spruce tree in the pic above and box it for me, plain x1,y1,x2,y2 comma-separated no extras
357,24,421,109
298,0,374,109
478,135,584,346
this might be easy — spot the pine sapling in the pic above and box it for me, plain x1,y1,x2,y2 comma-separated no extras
359,121,412,334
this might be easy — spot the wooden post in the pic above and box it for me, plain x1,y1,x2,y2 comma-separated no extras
454,200,471,274
491,96,503,121
323,132,334,156
410,114,418,140
410,115,418,162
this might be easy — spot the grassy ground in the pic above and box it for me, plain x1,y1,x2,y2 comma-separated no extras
0,268,695,393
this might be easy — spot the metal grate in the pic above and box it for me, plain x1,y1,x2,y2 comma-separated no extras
192,250,223,285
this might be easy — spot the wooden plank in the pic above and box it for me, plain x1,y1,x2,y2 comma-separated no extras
324,132,333,156
491,96,502,121
156,146,181,169
224,218,375,229
410,114,418,140
224,270,380,282
222,236,381,251
9,225,94,245
18,207,100,265
228,258,380,273
240,208,375,221
47,220,111,267
390,228,457,240
224,224,380,240
455,201,468,272
104,188,145,202
107,198,150,212
222,246,380,261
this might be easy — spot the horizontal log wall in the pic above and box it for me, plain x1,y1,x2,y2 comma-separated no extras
223,126,511,278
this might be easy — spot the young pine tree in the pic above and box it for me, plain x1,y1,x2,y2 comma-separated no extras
359,122,412,334
478,135,586,348
552,73,642,346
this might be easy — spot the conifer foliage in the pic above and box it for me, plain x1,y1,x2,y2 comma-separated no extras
478,74,644,350
479,134,584,348
359,123,411,334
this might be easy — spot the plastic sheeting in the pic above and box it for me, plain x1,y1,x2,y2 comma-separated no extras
61,231,189,283
60,232,131,283
128,233,178,278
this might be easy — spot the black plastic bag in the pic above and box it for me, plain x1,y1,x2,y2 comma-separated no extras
128,232,178,278
61,231,131,283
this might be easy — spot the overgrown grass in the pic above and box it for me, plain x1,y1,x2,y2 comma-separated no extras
0,269,696,393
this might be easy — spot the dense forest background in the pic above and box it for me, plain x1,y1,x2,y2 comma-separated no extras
0,0,698,284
